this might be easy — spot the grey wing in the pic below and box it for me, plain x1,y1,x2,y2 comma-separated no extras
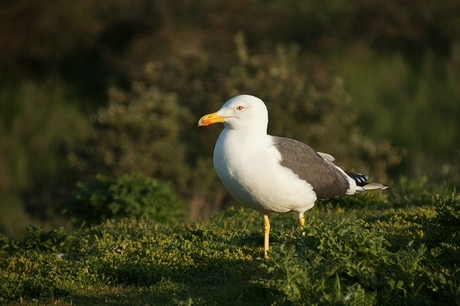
272,136,350,199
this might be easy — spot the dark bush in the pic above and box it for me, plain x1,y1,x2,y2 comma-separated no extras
63,172,187,226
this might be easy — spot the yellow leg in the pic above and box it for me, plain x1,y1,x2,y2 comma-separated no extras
263,214,270,259
298,214,305,236
298,215,305,228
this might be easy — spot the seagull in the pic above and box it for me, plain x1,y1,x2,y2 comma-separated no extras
198,95,388,259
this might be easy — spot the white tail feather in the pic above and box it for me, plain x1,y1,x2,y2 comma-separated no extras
355,183,388,193
363,183,389,191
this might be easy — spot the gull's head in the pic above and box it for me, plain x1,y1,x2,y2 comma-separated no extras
198,95,268,131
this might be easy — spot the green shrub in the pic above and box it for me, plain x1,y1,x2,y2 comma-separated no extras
68,86,191,189
427,192,460,247
422,191,460,284
63,172,187,226
1,225,68,253
258,217,388,305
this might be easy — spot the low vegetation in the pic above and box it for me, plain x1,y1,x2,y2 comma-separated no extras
1,179,459,305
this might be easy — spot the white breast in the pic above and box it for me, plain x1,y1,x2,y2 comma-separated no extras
213,129,317,215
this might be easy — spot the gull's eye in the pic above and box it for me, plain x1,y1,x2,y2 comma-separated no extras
236,106,244,111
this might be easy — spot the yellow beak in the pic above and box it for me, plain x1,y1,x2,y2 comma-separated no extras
197,112,227,127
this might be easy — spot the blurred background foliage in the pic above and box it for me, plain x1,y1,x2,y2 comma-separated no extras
0,0,459,236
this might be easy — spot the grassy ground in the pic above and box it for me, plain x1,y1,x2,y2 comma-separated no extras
1,179,459,305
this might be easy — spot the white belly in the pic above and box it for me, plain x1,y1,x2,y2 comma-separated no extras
213,131,317,215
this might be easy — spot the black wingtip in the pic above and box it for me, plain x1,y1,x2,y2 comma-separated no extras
345,171,369,187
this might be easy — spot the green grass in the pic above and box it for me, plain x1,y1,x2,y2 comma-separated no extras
1,181,459,305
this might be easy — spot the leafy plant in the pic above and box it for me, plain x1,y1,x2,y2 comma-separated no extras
69,86,191,189
63,172,187,226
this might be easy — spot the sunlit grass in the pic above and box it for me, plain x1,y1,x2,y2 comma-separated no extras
1,181,459,305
